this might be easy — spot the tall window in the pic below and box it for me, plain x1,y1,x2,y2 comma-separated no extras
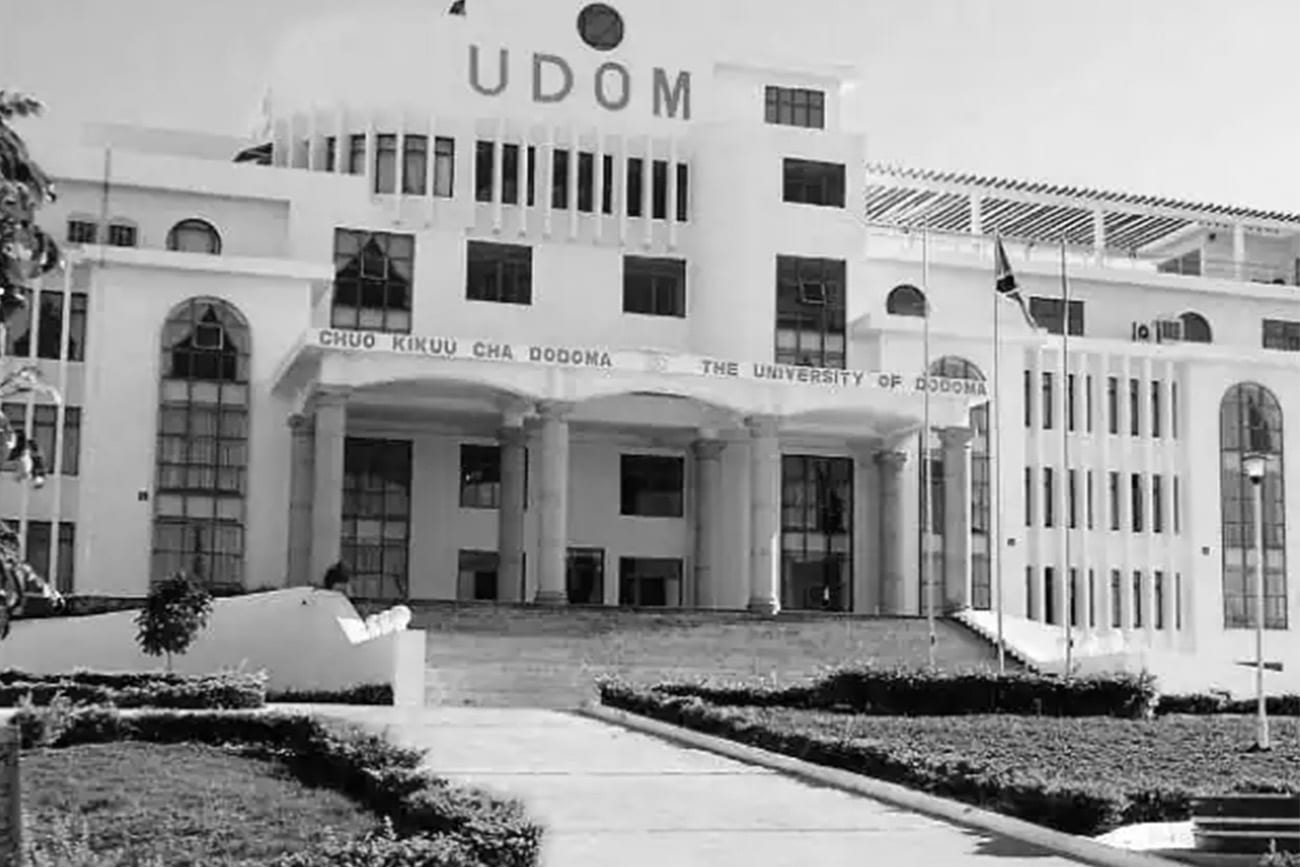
1107,376,1118,434
460,444,501,509
21,521,75,594
341,438,412,600
929,357,992,609
373,134,397,194
1219,383,1287,629
1181,311,1212,343
7,289,89,362
0,403,79,476
781,455,852,611
152,298,250,589
165,219,222,255
775,255,845,369
331,228,414,332
401,135,428,194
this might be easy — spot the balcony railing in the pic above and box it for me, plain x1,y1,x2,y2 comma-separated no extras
866,223,1300,288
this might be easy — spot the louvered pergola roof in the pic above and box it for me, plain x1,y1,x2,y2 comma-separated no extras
864,163,1300,254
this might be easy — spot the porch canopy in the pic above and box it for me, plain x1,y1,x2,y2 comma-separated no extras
272,328,986,437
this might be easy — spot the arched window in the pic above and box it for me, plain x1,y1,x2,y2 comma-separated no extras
152,297,250,590
887,284,928,318
1180,311,1212,344
166,219,222,255
1219,383,1287,629
926,356,991,610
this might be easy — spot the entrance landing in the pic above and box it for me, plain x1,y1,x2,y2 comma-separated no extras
367,602,1016,707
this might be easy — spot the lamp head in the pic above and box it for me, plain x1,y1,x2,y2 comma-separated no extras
1243,452,1268,484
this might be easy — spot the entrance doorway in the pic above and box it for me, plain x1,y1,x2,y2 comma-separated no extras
566,547,605,605
780,455,853,612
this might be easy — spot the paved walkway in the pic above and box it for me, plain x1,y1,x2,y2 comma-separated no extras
299,705,1096,867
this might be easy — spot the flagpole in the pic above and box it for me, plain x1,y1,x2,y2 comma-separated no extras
1060,236,1073,679
992,236,1006,675
922,227,935,669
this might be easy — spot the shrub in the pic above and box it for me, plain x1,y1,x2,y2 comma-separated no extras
1158,691,1300,716
0,670,267,709
13,704,544,866
268,683,395,706
134,572,213,671
270,819,479,867
633,665,1160,719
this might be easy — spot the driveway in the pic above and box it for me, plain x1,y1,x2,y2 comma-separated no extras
305,705,1100,866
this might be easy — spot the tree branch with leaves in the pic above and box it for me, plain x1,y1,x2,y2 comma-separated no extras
0,90,67,639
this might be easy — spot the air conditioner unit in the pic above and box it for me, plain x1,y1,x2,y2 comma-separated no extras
798,282,827,306
1154,318,1183,343
1130,321,1153,343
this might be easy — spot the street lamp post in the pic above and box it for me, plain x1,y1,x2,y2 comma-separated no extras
1242,451,1271,752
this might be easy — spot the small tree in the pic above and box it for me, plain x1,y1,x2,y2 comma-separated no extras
135,572,214,672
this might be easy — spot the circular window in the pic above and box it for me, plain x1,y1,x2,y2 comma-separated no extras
577,3,624,51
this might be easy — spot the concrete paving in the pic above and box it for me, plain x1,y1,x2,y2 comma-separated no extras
298,705,1099,867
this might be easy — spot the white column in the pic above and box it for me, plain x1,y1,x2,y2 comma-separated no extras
746,416,781,615
1232,222,1246,281
1092,209,1106,265
498,421,527,602
309,389,348,586
594,131,607,242
533,401,571,605
1095,353,1113,638
939,427,974,611
540,129,555,238
1140,357,1157,645
1117,357,1134,633
287,413,315,586
667,135,680,249
567,131,580,240
1053,348,1069,630
1160,359,1179,646
876,447,910,615
492,124,505,232
692,439,725,608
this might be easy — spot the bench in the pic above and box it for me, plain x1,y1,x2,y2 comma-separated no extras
1192,794,1300,855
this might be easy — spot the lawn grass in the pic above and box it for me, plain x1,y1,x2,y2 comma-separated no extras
22,740,379,865
725,707,1300,794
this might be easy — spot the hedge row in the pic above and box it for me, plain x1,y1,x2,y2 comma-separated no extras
13,702,543,867
0,669,396,709
603,681,1190,837
0,671,267,709
647,666,1162,718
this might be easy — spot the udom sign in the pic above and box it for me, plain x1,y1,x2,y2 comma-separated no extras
469,45,691,120
310,328,988,400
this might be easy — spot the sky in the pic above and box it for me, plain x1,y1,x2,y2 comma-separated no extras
6,0,1300,212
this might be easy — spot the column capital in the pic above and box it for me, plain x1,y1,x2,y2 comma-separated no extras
310,386,352,411
500,398,534,429
745,414,780,438
874,449,909,471
535,399,576,420
288,413,311,433
692,439,726,461
938,426,976,450
499,424,528,446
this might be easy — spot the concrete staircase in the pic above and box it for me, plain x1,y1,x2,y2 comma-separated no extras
372,602,1017,708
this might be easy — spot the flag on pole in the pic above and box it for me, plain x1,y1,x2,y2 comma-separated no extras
448,0,466,14
994,238,1039,330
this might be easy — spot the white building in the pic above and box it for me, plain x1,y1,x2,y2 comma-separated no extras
14,0,1297,680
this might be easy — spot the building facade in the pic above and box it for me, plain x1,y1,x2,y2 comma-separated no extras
13,0,1297,670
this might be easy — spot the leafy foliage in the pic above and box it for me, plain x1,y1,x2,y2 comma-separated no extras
634,664,1161,718
600,681,1300,836
0,670,267,709
133,573,213,669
